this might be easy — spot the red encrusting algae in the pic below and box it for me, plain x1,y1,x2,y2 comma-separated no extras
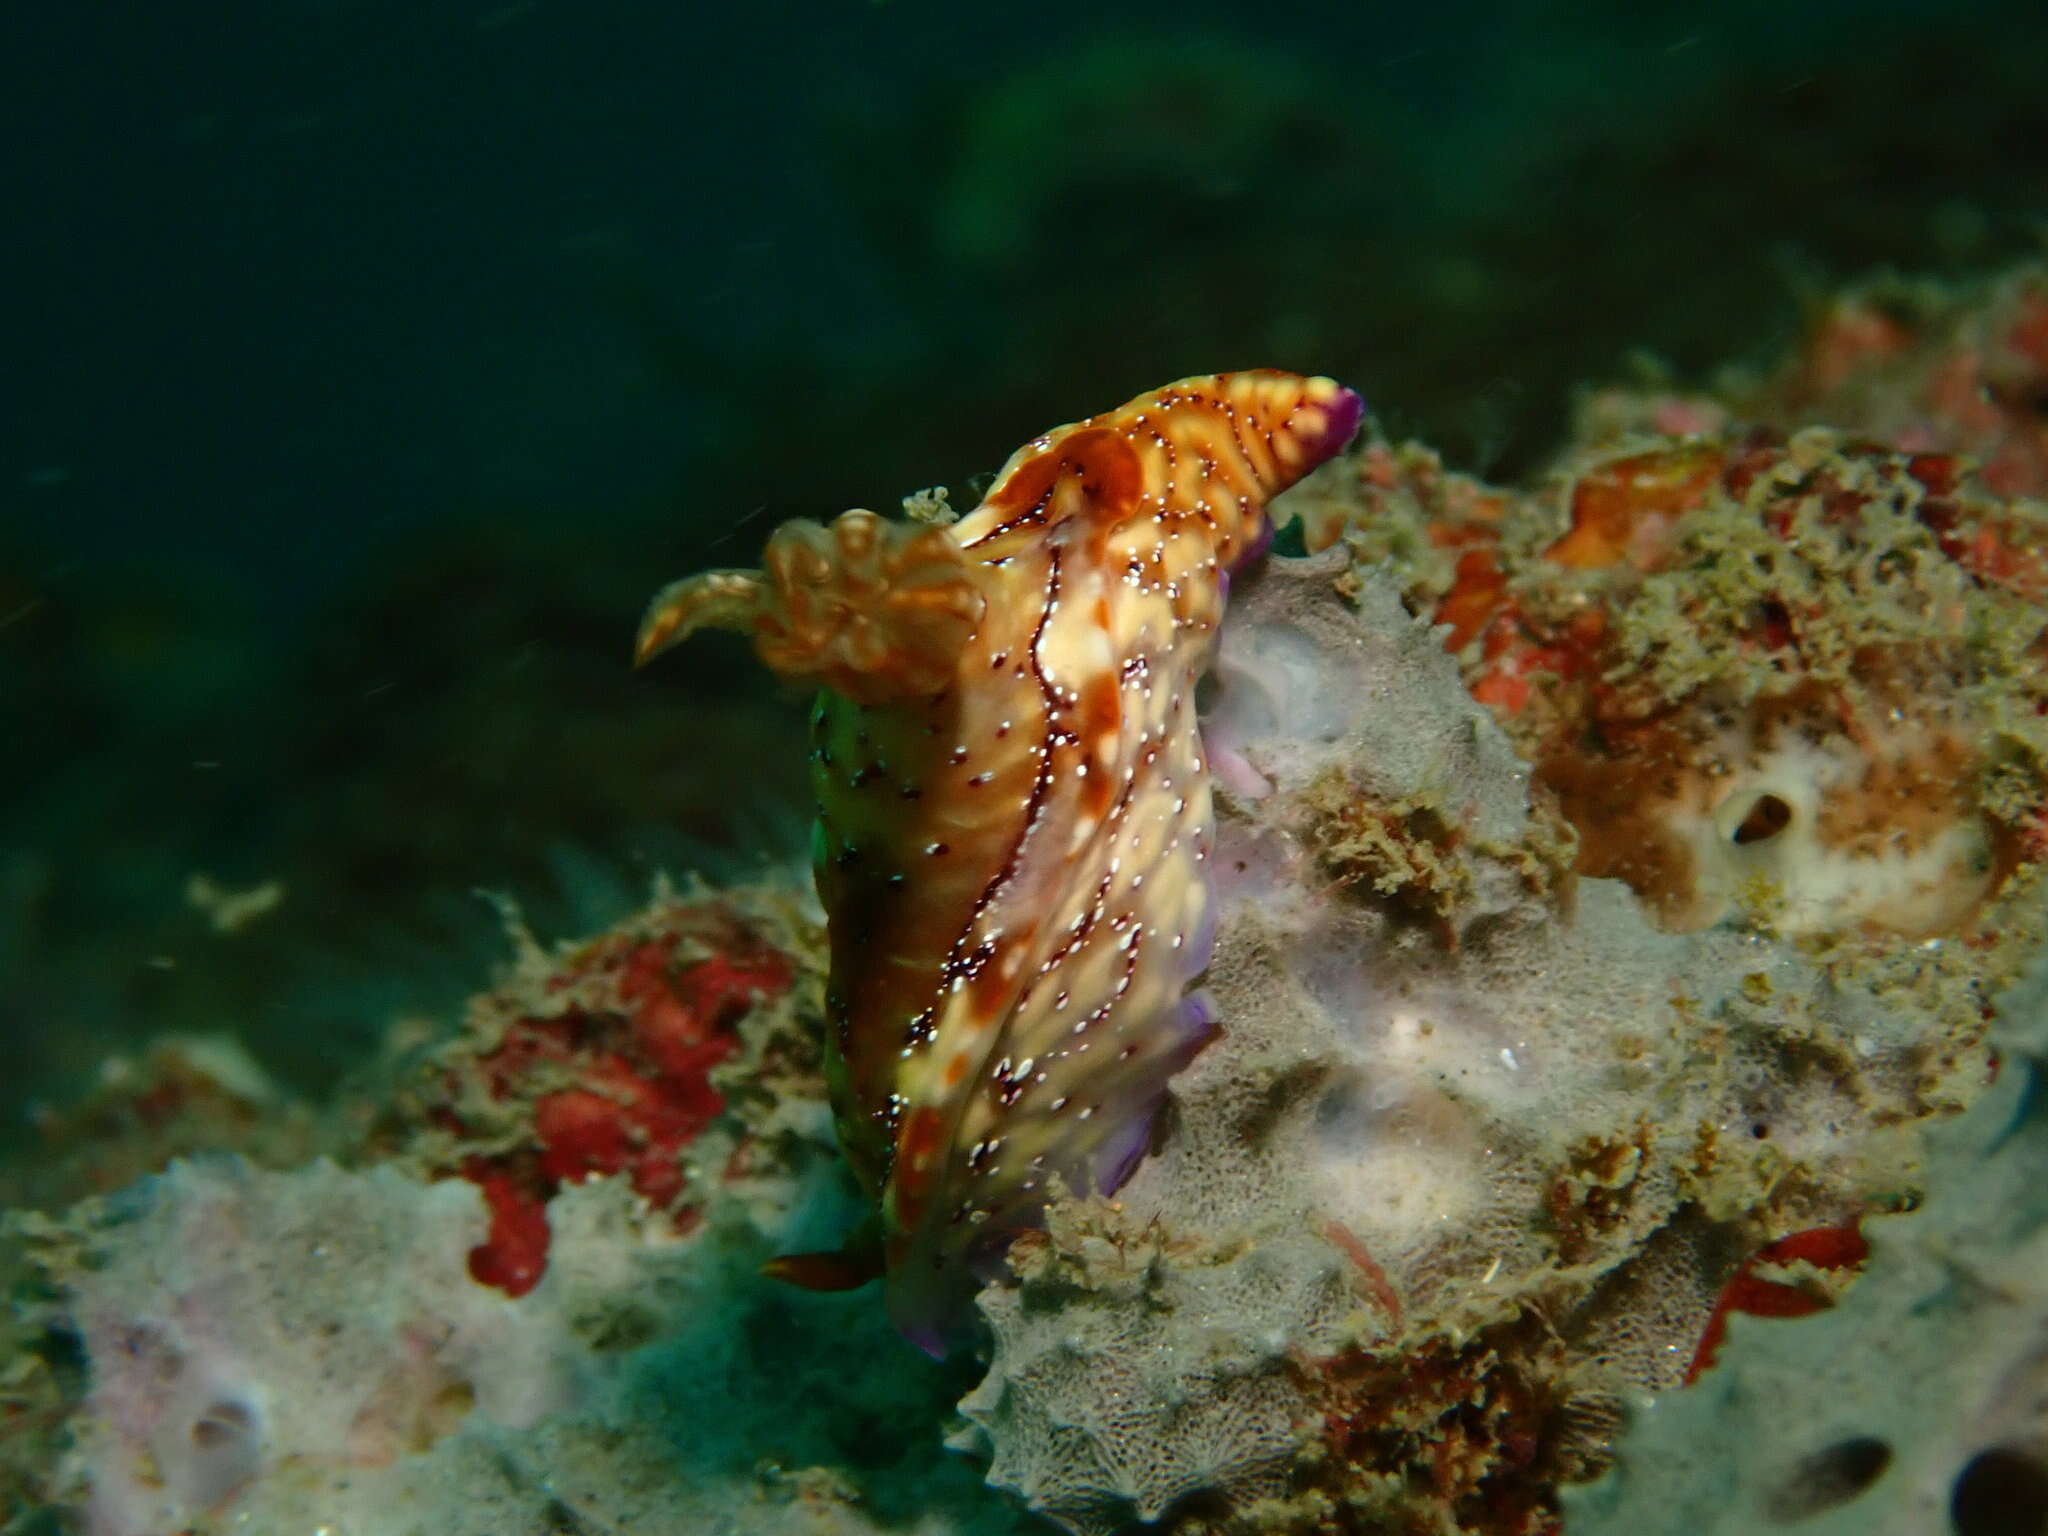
1685,1221,1869,1384
416,904,796,1297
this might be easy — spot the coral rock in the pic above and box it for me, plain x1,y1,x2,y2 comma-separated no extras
1566,957,2048,1533
956,1201,1352,1535
956,550,2028,1532
1284,425,2048,940
393,886,803,1296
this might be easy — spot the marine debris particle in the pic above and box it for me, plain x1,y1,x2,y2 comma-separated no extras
636,371,1364,1351
184,872,287,935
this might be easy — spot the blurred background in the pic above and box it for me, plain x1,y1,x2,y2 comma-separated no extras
4,0,2045,1129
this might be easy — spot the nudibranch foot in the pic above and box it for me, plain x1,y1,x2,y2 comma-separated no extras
761,1244,884,1293
636,509,985,705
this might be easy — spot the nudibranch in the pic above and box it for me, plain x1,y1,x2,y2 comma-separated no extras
637,371,1364,1352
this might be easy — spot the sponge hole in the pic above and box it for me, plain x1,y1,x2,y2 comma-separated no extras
1731,793,1794,846
1951,1446,2048,1536
190,1397,255,1450
1762,1435,1891,1523
181,1396,264,1505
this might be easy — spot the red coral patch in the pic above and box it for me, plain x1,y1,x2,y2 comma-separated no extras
1685,1220,1868,1384
439,910,794,1295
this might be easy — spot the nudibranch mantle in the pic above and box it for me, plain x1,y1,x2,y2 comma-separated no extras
638,371,1364,1352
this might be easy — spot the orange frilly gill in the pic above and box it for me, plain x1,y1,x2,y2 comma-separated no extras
638,372,1364,1353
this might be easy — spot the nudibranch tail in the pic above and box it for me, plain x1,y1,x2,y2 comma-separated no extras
635,508,985,704
958,371,1364,564
1271,371,1368,470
